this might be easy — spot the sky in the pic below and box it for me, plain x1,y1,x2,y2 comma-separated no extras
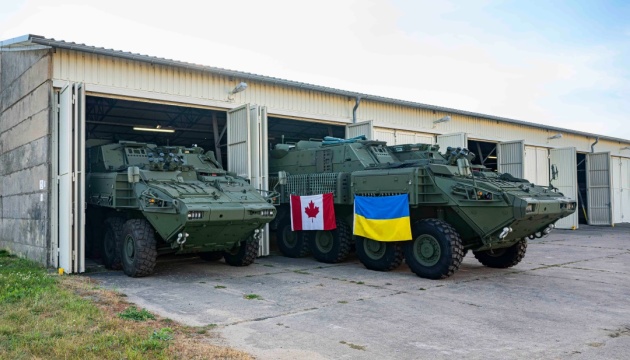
1,0,629,140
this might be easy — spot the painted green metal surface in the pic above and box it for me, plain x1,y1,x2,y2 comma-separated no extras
269,139,576,253
87,141,276,255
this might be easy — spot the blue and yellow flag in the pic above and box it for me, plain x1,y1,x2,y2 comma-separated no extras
353,195,412,241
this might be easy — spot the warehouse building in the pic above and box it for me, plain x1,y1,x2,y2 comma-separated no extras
1,34,629,273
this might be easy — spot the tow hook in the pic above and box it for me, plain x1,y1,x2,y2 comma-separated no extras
543,223,555,236
528,224,555,239
177,232,189,246
498,227,513,240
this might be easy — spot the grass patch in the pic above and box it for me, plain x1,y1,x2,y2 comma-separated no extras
338,301,348,304
118,306,155,321
340,340,366,351
214,285,227,289
0,250,252,359
244,294,263,300
293,270,310,275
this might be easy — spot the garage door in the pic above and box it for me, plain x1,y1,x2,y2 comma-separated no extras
612,156,630,224
586,152,613,226
497,140,525,179
226,104,270,256
55,82,86,274
374,128,395,144
524,146,549,186
550,147,578,229
374,128,435,146
346,120,373,140
437,132,467,151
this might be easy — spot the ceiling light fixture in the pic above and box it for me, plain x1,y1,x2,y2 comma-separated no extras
133,126,175,133
547,133,563,140
621,146,630,151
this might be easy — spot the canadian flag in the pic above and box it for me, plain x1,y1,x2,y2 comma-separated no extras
290,193,337,231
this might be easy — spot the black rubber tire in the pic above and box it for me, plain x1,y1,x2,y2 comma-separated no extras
102,216,126,270
223,237,259,267
121,219,157,277
308,219,352,264
355,236,403,271
276,218,310,258
199,251,224,261
404,219,464,280
473,238,527,268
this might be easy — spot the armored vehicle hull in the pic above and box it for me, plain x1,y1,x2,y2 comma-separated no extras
270,138,576,279
87,141,275,277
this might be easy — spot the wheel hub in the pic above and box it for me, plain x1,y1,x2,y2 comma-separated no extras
420,242,435,258
364,238,386,259
283,227,297,248
414,235,440,266
125,236,135,259
315,231,333,252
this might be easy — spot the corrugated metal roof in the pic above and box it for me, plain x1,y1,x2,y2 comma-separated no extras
3,34,629,144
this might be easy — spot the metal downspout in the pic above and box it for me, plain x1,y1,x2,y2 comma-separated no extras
352,96,362,123
591,136,599,153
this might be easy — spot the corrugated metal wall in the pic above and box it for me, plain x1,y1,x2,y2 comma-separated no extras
51,49,630,158
498,141,525,178
52,49,352,122
374,127,434,145
50,48,630,223
524,146,549,186
612,156,630,224
587,153,613,225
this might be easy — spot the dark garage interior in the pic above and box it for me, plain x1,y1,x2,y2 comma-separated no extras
85,96,345,166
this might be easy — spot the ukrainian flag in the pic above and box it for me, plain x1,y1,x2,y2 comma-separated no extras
353,195,412,241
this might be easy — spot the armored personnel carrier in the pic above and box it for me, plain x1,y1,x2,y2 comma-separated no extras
269,137,576,279
86,141,276,277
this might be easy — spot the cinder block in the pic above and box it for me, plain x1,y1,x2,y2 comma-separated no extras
2,192,48,220
0,84,49,133
1,164,48,197
0,110,49,154
0,136,49,176
0,50,49,89
0,57,50,114
0,238,46,265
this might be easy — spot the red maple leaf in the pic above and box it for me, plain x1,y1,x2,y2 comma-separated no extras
304,201,319,221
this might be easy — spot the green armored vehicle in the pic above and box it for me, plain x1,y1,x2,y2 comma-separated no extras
86,141,276,277
269,137,576,279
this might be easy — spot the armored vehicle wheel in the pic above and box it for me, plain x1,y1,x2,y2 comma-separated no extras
277,218,310,258
223,237,259,266
199,252,223,261
121,219,157,277
404,219,464,279
355,237,403,271
473,238,527,268
102,217,126,270
308,219,352,264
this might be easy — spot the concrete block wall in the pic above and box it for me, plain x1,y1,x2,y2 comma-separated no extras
0,49,52,265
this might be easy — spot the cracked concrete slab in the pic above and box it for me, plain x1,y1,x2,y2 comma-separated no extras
89,225,630,359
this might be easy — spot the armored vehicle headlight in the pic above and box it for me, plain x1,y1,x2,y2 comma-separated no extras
561,202,576,211
252,209,275,217
525,203,536,213
187,211,204,220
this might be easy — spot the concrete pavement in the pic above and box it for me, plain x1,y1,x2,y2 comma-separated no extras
90,225,630,359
